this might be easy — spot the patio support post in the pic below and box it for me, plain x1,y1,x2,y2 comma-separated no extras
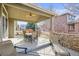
14,20,17,37
49,15,53,46
8,18,15,38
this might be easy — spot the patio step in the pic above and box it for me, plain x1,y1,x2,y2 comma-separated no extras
27,42,51,52
53,43,71,56
53,43,79,56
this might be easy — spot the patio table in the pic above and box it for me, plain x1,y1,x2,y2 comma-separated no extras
25,33,32,35
25,33,33,42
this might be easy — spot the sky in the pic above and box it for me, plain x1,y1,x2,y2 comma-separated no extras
18,3,68,25
37,3,65,10
36,3,68,14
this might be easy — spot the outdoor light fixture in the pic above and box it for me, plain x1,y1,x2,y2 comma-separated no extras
29,12,36,17
29,12,32,16
26,12,36,17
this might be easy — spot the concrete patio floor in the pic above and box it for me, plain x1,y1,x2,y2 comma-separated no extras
3,34,79,56
14,35,55,56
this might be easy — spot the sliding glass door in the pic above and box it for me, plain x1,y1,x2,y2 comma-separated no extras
0,4,8,41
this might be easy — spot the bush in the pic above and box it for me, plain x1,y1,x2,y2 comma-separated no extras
26,23,38,31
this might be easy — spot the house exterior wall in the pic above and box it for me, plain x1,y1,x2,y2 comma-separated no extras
53,15,68,33
53,14,79,34
8,18,15,38
0,4,11,41
75,22,79,33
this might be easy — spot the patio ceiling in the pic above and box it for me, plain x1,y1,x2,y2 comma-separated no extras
4,3,55,23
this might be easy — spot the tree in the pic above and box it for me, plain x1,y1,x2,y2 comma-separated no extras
64,3,79,15
26,23,38,31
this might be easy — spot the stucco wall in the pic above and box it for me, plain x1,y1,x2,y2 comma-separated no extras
52,32,79,51
8,18,15,38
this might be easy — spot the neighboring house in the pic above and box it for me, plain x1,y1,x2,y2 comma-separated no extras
75,19,79,34
54,13,76,33
39,20,50,32
16,24,26,31
40,13,79,34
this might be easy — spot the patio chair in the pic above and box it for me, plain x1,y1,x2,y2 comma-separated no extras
32,31,38,41
23,30,28,41
0,40,28,56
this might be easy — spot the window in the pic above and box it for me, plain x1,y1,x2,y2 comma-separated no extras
68,24,75,32
2,16,7,35
69,15,75,20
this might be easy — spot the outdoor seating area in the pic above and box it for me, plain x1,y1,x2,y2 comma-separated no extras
23,29,38,43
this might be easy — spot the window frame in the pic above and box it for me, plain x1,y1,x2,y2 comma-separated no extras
68,15,75,20
68,24,75,32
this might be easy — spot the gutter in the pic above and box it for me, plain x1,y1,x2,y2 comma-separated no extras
21,3,56,16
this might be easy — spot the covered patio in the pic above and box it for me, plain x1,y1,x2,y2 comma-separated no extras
0,3,56,56
5,3,54,38
0,3,55,42
0,3,79,56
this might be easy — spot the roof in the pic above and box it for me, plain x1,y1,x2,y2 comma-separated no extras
76,17,79,23
60,13,75,17
22,3,55,16
4,3,55,23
